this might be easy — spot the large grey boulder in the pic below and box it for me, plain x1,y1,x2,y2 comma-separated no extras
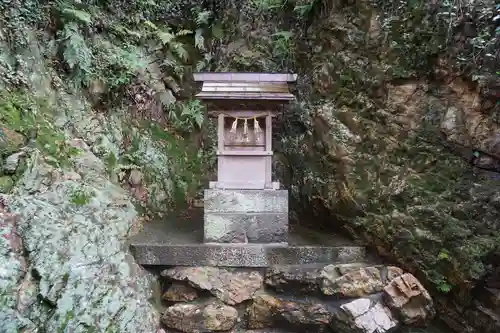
0,140,161,332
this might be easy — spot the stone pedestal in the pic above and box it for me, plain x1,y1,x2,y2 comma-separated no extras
203,189,288,244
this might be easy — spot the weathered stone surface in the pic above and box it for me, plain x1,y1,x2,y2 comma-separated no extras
157,266,432,332
3,152,25,174
162,283,199,302
1,144,161,332
162,303,239,332
321,266,386,297
204,212,288,243
3,152,24,173
331,298,399,333
162,304,202,333
203,303,239,331
280,302,333,326
162,267,263,305
128,169,144,186
247,293,332,329
265,265,323,293
204,189,288,213
131,242,366,266
383,273,435,325
265,264,403,296
0,126,25,155
0,204,33,332
247,294,283,329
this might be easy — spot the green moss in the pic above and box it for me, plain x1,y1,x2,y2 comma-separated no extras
104,151,118,177
0,91,81,167
0,176,14,193
58,310,74,333
148,123,207,206
70,188,94,206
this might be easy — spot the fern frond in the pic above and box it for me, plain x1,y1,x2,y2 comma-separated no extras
196,52,213,71
171,43,189,61
196,10,212,26
156,31,175,45
194,29,205,51
144,20,158,30
176,29,193,36
161,55,177,69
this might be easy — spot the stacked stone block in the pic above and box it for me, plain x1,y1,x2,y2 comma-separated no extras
203,189,289,244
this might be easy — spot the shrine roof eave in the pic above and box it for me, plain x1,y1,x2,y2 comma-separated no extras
199,98,294,112
193,72,297,83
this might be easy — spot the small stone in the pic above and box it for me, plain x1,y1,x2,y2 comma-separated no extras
321,266,385,297
128,169,143,186
162,304,202,333
203,303,238,331
265,265,322,293
162,283,198,302
4,152,24,174
331,298,399,333
247,294,332,329
385,266,404,282
162,267,263,305
247,294,283,329
0,176,14,193
281,302,332,326
383,273,435,325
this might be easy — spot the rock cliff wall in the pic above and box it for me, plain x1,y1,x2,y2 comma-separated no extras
0,1,211,331
0,0,499,332
209,1,500,332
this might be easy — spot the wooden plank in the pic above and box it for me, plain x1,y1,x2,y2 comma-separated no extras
216,150,273,156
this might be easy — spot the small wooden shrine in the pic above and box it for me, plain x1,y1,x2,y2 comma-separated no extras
129,72,366,267
193,72,297,190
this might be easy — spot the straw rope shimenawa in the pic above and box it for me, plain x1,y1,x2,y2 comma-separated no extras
228,116,263,138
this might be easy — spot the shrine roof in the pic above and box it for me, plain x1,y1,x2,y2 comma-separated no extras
193,72,297,102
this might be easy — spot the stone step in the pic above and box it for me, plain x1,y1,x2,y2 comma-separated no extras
204,189,288,213
130,243,365,267
204,212,288,243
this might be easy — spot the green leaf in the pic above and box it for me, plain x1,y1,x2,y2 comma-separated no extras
194,112,204,128
211,23,224,40
272,30,294,39
172,43,189,61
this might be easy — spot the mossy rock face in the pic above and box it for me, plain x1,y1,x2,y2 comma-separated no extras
0,125,25,156
211,2,499,332
0,175,14,193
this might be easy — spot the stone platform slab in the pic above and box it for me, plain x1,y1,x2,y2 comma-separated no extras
128,209,366,267
130,242,365,266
